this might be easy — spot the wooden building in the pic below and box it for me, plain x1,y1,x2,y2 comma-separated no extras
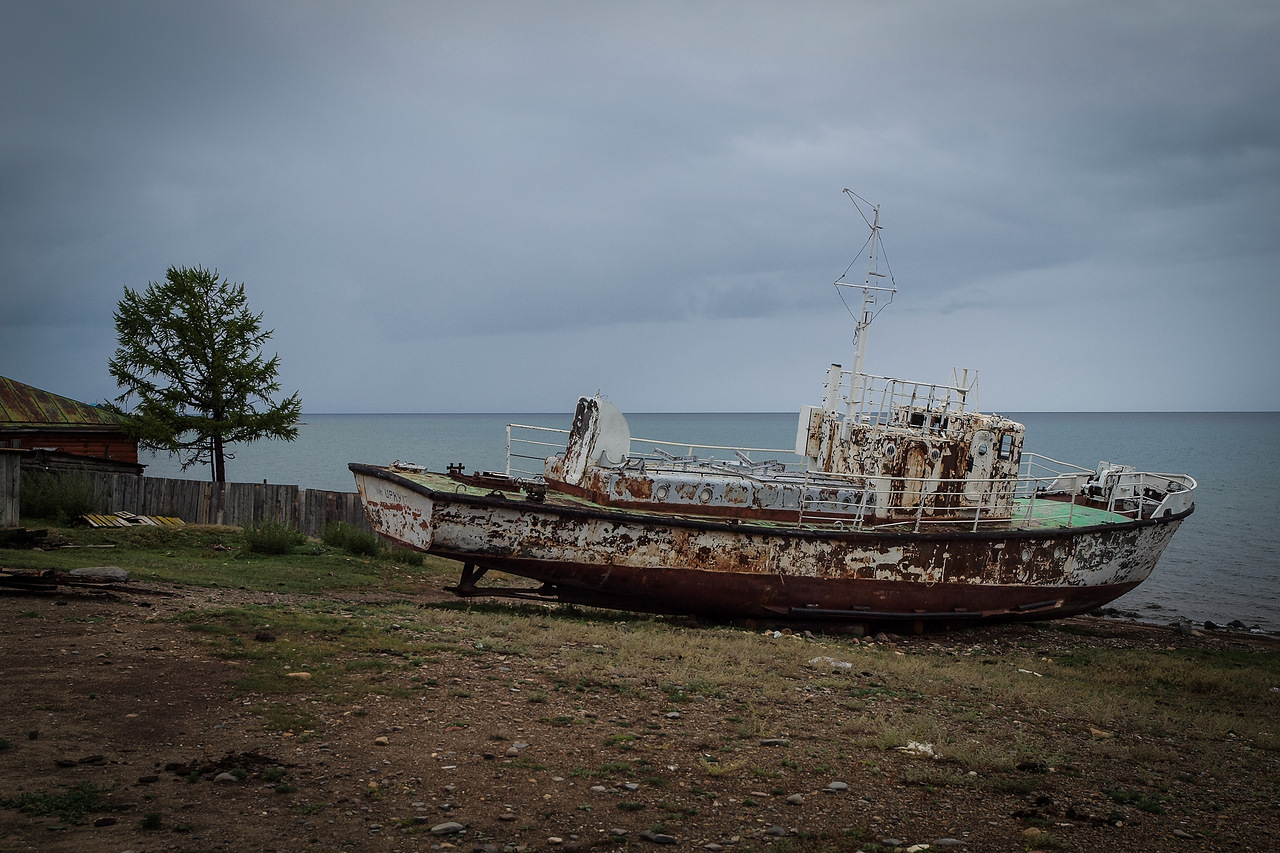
0,376,144,475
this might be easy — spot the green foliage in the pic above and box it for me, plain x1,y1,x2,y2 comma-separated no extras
386,544,425,566
322,521,382,557
18,470,99,523
109,265,302,482
321,521,423,565
260,703,317,733
1106,787,1167,814
242,521,306,555
0,781,116,825
596,761,631,776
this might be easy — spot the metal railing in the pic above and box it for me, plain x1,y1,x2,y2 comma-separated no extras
506,423,570,478
833,370,978,429
507,422,1196,533
795,458,1196,532
626,439,803,478
506,423,800,479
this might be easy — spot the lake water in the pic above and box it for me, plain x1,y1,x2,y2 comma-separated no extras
142,411,1280,634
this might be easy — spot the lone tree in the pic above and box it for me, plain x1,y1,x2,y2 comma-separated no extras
110,265,302,482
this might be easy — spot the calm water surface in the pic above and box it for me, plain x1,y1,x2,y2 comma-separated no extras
143,411,1280,634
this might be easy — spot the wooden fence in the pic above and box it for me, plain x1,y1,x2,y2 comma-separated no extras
0,449,19,528
17,467,371,538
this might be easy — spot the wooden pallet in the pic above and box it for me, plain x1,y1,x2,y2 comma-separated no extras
80,511,185,528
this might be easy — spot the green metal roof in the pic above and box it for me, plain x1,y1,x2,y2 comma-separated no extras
0,376,131,429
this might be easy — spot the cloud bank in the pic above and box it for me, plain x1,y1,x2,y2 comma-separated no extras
2,1,1277,412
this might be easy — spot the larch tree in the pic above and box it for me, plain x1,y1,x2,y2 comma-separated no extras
109,265,302,483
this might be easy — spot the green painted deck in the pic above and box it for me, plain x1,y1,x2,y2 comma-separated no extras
1013,497,1130,530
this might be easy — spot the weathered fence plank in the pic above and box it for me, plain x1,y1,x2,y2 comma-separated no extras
0,449,20,528
16,468,371,538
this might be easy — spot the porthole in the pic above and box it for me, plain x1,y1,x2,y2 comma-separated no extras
655,484,669,500
976,442,989,457
1021,548,1033,562
883,443,897,458
698,487,713,504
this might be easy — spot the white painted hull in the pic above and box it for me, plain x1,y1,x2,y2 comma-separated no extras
352,464,1189,624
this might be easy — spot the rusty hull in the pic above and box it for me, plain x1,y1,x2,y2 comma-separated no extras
351,463,1189,624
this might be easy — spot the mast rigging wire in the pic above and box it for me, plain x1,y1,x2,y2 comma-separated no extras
834,191,897,324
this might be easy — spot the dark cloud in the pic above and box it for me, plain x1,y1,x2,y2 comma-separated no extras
2,1,1277,411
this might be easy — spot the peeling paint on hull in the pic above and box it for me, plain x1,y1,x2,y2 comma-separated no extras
351,464,1188,624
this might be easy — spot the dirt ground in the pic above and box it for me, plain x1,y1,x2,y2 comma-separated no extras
1,582,1277,853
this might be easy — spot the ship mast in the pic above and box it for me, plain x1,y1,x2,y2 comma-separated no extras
835,190,896,410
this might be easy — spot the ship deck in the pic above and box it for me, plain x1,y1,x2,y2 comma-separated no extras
368,466,1138,535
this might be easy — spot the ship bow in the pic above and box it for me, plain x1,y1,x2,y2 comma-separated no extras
350,464,436,552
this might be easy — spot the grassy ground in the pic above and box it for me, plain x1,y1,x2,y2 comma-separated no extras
2,523,1278,852
2,521,449,595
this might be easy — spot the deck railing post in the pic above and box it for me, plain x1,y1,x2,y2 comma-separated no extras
914,480,926,532
505,425,513,477
798,469,811,527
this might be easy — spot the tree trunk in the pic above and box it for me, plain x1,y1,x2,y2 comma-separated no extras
213,433,226,483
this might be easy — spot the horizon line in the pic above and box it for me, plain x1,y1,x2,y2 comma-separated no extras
294,409,1280,416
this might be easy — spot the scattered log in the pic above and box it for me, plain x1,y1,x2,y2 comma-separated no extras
0,527,49,549
0,567,176,596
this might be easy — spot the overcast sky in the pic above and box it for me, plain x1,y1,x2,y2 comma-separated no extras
3,1,1277,414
